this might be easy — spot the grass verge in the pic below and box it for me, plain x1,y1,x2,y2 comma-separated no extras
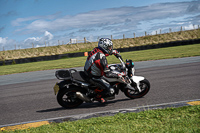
2,105,200,133
0,43,200,75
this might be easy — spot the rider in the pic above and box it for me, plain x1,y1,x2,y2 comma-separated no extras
84,38,121,103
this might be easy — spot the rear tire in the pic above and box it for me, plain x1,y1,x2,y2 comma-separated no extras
57,87,84,109
124,79,150,99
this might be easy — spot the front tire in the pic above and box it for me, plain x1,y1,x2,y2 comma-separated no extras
124,79,150,99
57,87,84,109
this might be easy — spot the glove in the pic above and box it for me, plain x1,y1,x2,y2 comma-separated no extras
112,50,121,58
117,74,126,83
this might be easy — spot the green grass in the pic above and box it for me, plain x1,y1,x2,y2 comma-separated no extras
3,105,200,133
0,43,200,75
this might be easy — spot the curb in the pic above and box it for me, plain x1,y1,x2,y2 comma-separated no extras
1,99,200,131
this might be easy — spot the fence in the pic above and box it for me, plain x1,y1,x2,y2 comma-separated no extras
67,37,91,44
1,25,200,51
1,38,200,66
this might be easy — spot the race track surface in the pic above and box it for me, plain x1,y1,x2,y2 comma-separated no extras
0,56,200,126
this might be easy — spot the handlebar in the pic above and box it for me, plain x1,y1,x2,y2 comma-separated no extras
118,57,126,70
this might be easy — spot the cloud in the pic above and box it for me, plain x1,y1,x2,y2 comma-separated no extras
3,0,200,50
78,28,96,33
184,24,198,30
44,31,53,40
12,12,61,27
23,31,54,48
0,37,7,45
0,26,5,33
186,2,200,12
12,1,200,36
0,37,17,50
0,11,18,17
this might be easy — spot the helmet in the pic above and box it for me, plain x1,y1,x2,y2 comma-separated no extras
98,38,113,55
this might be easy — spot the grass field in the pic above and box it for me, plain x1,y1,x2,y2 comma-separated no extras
2,105,200,132
0,43,200,75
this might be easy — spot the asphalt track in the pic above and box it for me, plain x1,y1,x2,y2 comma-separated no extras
0,56,200,127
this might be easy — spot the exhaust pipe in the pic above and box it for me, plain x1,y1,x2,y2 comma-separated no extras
76,92,92,103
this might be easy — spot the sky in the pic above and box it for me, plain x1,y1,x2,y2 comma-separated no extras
0,0,200,51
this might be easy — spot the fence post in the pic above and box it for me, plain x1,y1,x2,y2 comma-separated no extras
58,40,60,45
123,34,125,39
84,37,86,43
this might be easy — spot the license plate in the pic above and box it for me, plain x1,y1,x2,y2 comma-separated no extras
53,82,59,95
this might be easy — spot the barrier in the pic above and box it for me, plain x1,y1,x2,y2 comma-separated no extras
0,39,200,66
84,52,88,56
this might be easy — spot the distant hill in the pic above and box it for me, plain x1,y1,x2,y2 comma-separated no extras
0,29,199,61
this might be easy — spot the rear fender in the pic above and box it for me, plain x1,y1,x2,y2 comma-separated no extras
57,80,71,90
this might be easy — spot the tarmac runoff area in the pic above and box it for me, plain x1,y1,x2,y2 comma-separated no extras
1,99,200,131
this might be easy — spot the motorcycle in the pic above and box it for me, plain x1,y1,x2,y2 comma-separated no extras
53,56,150,108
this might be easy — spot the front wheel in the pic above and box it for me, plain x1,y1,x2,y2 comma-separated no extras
124,79,150,99
57,87,84,109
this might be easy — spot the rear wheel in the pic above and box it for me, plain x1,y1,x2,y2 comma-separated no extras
124,79,150,99
57,87,84,109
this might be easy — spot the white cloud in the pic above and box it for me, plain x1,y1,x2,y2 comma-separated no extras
12,1,200,36
184,24,197,30
44,31,53,40
12,12,61,27
23,31,54,48
0,37,7,45
0,37,17,50
24,37,41,43
0,37,16,46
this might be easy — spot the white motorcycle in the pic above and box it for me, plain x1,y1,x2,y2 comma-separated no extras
53,57,150,108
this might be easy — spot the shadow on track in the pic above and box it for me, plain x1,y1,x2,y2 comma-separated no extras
36,98,131,113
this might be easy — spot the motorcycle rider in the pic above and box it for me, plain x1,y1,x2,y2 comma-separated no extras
84,38,121,103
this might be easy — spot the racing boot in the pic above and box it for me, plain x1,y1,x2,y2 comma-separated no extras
96,94,107,103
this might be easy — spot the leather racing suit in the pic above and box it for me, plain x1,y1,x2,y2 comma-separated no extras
84,47,119,96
